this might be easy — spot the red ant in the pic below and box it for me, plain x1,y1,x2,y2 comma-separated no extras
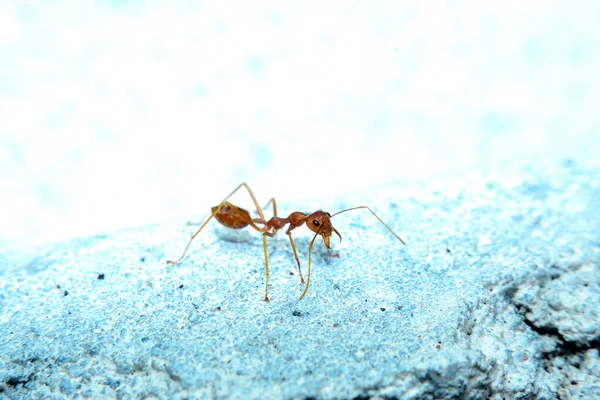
166,183,406,301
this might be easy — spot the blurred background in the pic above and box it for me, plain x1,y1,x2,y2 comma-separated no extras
1,0,599,251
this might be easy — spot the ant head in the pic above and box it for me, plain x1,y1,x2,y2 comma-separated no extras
306,211,342,249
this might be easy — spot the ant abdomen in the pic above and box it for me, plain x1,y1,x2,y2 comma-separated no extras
212,202,251,229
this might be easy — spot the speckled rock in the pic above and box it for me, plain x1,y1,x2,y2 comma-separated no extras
1,162,598,399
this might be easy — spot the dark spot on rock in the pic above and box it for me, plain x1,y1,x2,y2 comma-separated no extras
63,291,68,296
56,285,61,289
98,274,105,280
140,257,146,263
216,306,222,311
289,272,294,275
6,375,30,387
520,303,600,359
333,323,339,328
380,307,386,312
178,284,184,289
446,247,451,253
571,380,578,385
105,378,121,389
292,311,302,317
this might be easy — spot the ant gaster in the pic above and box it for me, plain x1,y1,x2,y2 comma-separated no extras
167,183,406,301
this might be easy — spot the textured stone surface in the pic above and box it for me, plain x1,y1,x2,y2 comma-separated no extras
1,162,598,399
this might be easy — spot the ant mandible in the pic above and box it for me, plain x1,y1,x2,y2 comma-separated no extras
166,183,406,301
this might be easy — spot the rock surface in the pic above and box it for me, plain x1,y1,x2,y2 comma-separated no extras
1,161,598,399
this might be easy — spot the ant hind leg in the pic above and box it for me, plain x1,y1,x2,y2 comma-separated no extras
166,183,268,265
166,200,231,265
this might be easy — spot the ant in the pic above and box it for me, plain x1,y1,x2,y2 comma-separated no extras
166,183,406,301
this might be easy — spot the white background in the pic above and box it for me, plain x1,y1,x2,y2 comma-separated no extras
1,0,599,250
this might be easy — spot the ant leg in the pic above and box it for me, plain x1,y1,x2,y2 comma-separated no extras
231,183,266,221
166,183,268,265
262,233,270,302
299,228,323,300
263,198,278,218
327,247,340,258
166,201,230,265
207,183,270,221
168,202,266,265
286,233,305,284
259,227,285,301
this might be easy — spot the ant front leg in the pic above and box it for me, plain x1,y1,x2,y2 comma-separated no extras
299,227,323,300
327,247,340,258
286,232,305,284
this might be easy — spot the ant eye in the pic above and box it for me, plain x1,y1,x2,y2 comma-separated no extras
312,220,320,227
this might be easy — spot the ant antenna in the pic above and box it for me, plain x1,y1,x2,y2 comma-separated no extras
331,206,406,245
300,206,405,300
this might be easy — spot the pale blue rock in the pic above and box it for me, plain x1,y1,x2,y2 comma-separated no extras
1,161,598,399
